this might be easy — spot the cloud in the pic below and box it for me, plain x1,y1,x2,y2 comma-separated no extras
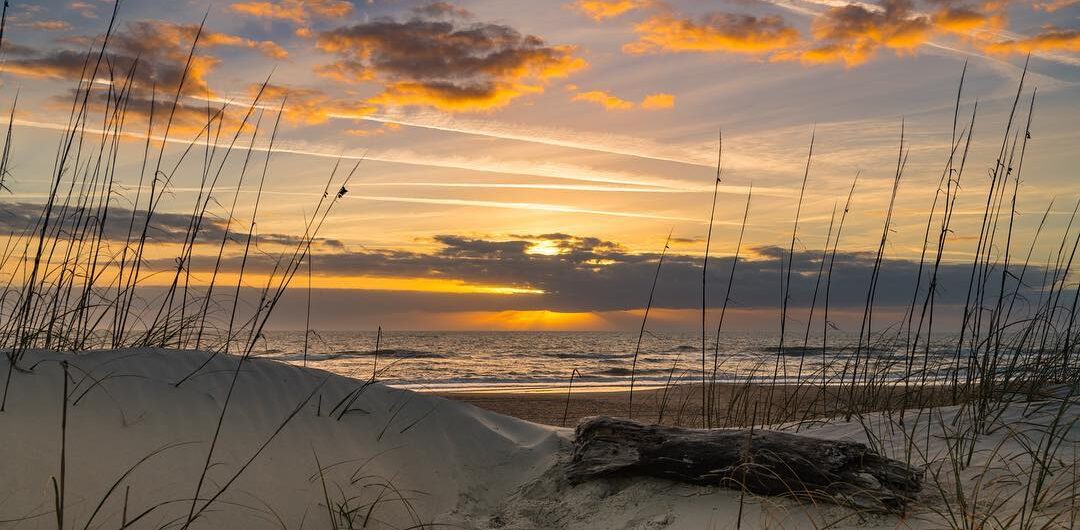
779,0,933,66
640,92,674,109
252,83,375,124
570,89,675,111
133,231,1032,317
74,90,234,136
769,0,1009,66
313,60,375,83
1033,0,1079,12
3,47,213,99
316,15,586,112
68,1,99,19
983,26,1080,55
623,12,800,55
572,90,635,110
931,7,986,34
571,0,652,21
255,40,291,60
229,0,353,24
932,0,1009,38
17,20,72,31
0,202,343,249
3,21,288,98
367,81,545,112
605,0,1012,67
412,1,473,19
4,207,1030,326
134,20,290,60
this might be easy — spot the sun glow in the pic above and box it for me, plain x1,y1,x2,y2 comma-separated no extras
526,240,564,256
452,310,607,330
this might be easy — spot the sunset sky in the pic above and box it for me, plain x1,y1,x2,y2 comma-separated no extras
1,0,1079,330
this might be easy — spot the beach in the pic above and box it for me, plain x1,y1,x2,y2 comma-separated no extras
3,348,1078,529
436,380,960,428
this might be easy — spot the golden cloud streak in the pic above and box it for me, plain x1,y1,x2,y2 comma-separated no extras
624,13,799,55
572,90,635,110
983,26,1080,55
571,0,651,21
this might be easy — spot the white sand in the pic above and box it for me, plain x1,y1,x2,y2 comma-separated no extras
2,349,1077,529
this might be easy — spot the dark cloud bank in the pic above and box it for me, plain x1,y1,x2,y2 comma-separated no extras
0,202,343,249
272,233,993,309
258,233,1030,331
4,203,1041,330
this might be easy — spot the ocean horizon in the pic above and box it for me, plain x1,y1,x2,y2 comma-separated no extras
255,329,966,390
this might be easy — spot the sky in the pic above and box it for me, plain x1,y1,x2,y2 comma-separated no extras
0,0,1078,331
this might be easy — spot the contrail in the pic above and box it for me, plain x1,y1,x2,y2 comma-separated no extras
357,112,721,168
352,182,685,193
164,182,688,194
193,94,781,172
347,194,719,224
1,117,690,191
189,92,724,168
5,115,794,197
0,117,720,222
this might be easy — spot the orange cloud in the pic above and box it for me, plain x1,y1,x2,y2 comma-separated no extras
983,26,1080,54
42,86,242,138
18,20,71,31
5,23,214,96
368,81,544,113
623,12,799,55
573,90,635,110
317,16,586,112
4,20,290,101
253,83,375,124
570,89,669,111
255,41,290,60
775,0,932,66
568,89,674,111
596,0,1013,66
641,92,674,109
932,0,1007,35
230,0,352,23
59,61,216,101
571,0,651,21
314,61,375,83
1034,0,1079,11
933,7,990,33
68,1,98,18
198,28,289,59
768,0,1013,65
412,2,472,19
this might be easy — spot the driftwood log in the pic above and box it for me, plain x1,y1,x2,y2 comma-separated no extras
567,417,923,514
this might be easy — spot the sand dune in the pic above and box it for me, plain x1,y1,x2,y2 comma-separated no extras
2,349,1076,529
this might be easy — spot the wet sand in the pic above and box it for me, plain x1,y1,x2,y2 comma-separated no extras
435,381,957,428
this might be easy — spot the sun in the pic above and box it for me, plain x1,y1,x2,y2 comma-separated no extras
526,239,563,256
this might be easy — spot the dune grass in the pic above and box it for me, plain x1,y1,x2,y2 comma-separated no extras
605,56,1080,528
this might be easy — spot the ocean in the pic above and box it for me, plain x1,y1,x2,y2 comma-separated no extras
255,330,965,391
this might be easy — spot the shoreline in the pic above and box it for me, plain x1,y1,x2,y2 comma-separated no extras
415,378,960,394
434,380,960,428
